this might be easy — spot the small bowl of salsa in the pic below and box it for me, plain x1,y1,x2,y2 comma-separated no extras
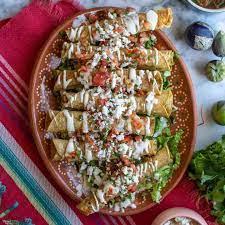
186,0,225,12
152,207,207,225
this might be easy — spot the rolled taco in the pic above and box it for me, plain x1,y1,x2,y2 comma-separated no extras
46,110,156,136
53,69,163,95
61,43,174,71
51,137,157,162
65,8,173,44
60,89,173,118
77,145,172,215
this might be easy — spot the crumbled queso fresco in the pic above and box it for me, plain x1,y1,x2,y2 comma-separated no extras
164,217,200,225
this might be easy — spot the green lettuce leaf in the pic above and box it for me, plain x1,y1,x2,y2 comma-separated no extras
189,135,225,224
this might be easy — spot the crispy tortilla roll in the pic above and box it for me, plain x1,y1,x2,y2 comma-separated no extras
135,90,173,118
61,43,174,71
61,89,173,118
77,146,172,215
51,138,157,162
66,9,173,44
53,69,163,95
46,110,155,136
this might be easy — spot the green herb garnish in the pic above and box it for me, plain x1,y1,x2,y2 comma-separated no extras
151,130,182,202
144,35,157,49
189,135,225,224
162,71,172,90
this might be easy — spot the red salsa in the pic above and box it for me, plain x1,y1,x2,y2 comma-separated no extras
192,0,225,9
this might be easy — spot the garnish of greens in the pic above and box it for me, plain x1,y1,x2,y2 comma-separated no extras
162,71,172,90
144,34,157,49
212,101,225,125
189,135,225,224
205,60,225,82
140,118,182,202
149,128,183,202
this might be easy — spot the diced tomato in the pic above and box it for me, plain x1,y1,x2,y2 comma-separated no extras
128,184,137,193
124,136,133,143
115,26,124,33
88,13,98,23
85,134,94,145
85,134,99,152
108,128,119,140
100,59,108,67
137,90,146,96
108,186,114,195
121,155,131,166
80,65,88,72
134,136,141,142
132,117,143,130
139,32,148,38
129,35,138,42
130,163,137,172
69,152,77,158
127,48,139,54
143,21,150,30
98,98,107,106
100,40,109,46
92,71,110,86
113,86,120,94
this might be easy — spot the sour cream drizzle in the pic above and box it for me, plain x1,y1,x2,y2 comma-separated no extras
67,43,74,59
69,28,78,42
146,10,158,30
82,112,89,133
80,89,85,103
145,117,151,136
145,92,155,116
63,70,72,89
123,13,140,34
63,109,75,132
66,138,75,154
77,26,83,40
91,191,100,212
88,25,93,44
84,90,90,108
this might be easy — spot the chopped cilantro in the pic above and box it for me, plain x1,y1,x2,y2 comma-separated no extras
144,35,157,49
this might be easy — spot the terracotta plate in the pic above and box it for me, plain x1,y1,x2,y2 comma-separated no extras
29,7,197,216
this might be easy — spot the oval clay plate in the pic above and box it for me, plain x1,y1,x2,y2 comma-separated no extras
29,7,197,216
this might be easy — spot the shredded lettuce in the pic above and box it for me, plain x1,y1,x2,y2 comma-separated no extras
189,135,225,224
149,130,183,202
162,71,172,90
151,165,172,202
144,35,157,49
154,117,168,137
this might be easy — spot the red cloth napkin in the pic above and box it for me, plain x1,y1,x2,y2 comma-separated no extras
0,1,217,224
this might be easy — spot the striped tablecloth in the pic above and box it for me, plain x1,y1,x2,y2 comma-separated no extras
0,1,216,224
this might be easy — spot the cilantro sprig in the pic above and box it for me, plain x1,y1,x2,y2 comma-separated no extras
144,35,157,49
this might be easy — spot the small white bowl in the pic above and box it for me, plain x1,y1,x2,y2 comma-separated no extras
152,207,208,225
186,0,225,13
